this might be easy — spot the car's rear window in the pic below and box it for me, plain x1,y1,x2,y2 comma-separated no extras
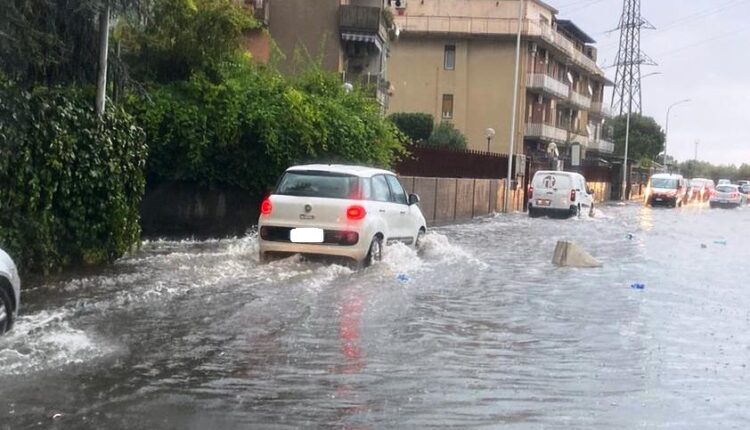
533,174,571,189
275,171,361,199
651,178,677,189
716,186,736,193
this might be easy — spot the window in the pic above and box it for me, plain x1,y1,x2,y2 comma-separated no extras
385,175,408,205
444,45,456,70
371,175,392,202
442,94,454,119
275,171,360,199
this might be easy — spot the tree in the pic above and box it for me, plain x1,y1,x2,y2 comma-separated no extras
611,114,665,163
427,121,467,149
118,0,257,83
388,112,434,144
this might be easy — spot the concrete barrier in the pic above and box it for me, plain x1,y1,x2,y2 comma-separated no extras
473,179,491,217
455,179,475,220
435,178,457,222
413,177,437,223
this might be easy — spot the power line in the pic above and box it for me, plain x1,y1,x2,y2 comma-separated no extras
655,23,750,58
597,0,750,49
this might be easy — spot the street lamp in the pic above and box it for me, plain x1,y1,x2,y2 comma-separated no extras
485,128,496,153
664,98,692,169
621,71,661,200
504,0,524,212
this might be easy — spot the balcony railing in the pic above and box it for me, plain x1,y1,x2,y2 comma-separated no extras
589,138,615,153
525,123,568,142
590,101,612,118
526,74,569,99
340,5,387,41
346,73,390,107
569,91,592,110
394,15,601,74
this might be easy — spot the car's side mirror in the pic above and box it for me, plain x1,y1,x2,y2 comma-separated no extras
408,193,420,205
587,187,594,195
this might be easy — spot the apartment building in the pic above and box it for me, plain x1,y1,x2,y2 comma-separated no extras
387,0,614,158
243,0,392,107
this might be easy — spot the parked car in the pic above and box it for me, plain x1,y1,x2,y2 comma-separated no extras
737,180,750,187
645,173,689,208
740,184,750,200
0,248,20,335
258,165,427,267
718,179,732,186
710,184,745,209
527,170,595,218
688,178,715,202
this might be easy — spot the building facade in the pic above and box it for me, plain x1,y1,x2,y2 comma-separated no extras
387,0,613,159
244,0,392,107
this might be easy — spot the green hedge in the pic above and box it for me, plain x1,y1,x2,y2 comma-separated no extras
388,112,434,144
0,85,147,273
130,65,406,196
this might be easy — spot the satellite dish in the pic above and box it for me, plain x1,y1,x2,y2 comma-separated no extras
485,128,496,139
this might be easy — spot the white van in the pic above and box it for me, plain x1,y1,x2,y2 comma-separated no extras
528,171,595,218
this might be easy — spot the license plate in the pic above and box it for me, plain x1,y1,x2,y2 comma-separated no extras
536,199,551,207
720,200,729,204
290,228,324,243
655,198,663,201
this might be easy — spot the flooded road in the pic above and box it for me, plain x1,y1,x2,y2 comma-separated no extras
2,203,749,429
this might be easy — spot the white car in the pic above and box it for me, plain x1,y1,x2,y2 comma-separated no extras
710,184,745,209
258,165,427,266
718,179,732,186
0,248,20,335
645,173,689,208
527,170,595,218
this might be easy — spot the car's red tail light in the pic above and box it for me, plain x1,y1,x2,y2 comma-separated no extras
529,186,534,199
346,205,366,220
570,189,576,202
731,192,739,199
260,198,272,215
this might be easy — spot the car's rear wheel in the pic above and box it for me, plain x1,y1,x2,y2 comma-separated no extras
364,236,383,267
589,203,595,218
0,287,12,335
570,205,580,218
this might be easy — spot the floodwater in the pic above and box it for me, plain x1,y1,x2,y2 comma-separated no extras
1,203,749,429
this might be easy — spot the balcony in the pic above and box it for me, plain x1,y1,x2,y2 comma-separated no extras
394,15,601,74
340,5,388,43
567,91,592,110
245,0,269,25
590,101,612,118
525,123,568,143
526,74,569,99
347,73,390,108
589,138,615,153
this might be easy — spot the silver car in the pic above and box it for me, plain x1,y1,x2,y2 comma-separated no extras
710,184,745,209
0,248,20,334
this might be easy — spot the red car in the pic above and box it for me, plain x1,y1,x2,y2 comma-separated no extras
688,178,715,202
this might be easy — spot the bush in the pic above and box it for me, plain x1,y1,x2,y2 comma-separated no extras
388,112,434,144
129,64,406,197
428,121,467,149
0,85,147,273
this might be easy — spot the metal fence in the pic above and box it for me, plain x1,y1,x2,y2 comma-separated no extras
395,146,510,179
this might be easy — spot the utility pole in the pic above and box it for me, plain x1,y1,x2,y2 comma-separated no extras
504,0,524,213
95,1,110,117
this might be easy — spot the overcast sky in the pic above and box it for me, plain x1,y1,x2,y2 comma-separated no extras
552,0,750,165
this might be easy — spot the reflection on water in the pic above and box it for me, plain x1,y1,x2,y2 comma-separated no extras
1,203,749,429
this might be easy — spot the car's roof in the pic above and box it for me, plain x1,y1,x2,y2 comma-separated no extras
534,170,581,177
652,173,683,179
286,164,395,177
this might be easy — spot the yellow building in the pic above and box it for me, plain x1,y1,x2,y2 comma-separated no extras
387,0,614,159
